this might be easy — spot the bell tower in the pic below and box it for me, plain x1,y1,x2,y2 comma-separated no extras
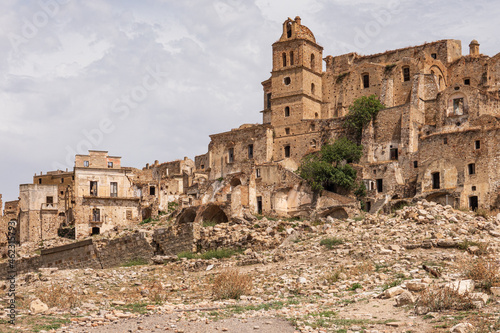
267,17,323,128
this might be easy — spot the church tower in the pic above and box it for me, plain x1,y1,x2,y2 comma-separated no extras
262,17,323,161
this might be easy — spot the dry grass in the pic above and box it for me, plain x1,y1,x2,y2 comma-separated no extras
37,283,81,309
462,257,500,291
416,285,475,312
212,269,253,300
350,261,375,276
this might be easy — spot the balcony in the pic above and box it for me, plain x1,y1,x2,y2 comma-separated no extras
41,203,58,211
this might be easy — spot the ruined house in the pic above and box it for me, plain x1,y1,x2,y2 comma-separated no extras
195,16,500,214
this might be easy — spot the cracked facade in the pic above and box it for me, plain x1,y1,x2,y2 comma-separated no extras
3,16,500,245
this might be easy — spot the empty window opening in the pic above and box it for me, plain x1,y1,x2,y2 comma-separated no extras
92,208,100,222
201,164,204,169
310,54,315,70
413,161,418,168
468,163,476,175
257,196,263,215
363,74,370,88
310,139,317,148
472,186,477,191
453,98,464,115
286,22,292,38
228,148,234,163
256,168,261,178
248,144,254,159
290,51,294,65
38,178,42,184
284,106,290,117
266,93,272,109
403,67,410,82
285,128,290,135
84,160,89,167
311,83,315,95
365,201,371,212
431,53,437,59
46,196,53,204
149,186,156,196
390,148,398,160
90,181,98,196
432,172,440,189
464,78,470,85
284,77,291,85
60,191,64,196
91,227,100,235
284,145,291,158
310,124,315,131
469,196,478,211
444,137,448,144
108,161,113,168
314,112,319,119
475,140,480,149
282,52,287,67
61,178,64,183
376,179,383,193
110,182,118,197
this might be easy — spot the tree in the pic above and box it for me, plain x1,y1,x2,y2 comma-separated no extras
297,137,364,196
344,95,385,142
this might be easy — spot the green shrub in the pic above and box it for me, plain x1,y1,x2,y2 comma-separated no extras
320,237,344,249
121,258,149,267
203,220,218,227
344,95,385,141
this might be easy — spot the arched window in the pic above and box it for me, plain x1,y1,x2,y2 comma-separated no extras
286,22,292,38
284,106,290,117
282,53,287,67
311,83,315,95
310,54,315,70
402,66,410,82
290,51,294,65
362,73,370,88
314,112,319,119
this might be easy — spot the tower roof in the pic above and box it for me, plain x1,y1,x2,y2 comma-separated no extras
278,16,316,43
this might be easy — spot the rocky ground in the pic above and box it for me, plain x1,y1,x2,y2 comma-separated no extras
2,200,500,333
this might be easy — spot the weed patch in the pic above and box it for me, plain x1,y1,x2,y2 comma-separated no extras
212,269,252,300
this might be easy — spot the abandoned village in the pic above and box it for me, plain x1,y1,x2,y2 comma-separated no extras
2,16,500,262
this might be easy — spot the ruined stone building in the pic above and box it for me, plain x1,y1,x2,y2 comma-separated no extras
195,16,500,215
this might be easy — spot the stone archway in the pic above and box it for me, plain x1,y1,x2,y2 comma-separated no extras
177,208,197,224
200,205,229,223
321,207,348,219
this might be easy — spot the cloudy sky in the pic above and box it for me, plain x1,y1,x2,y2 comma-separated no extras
1,0,499,203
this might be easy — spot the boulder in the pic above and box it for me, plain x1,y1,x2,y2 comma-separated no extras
30,299,48,314
395,290,415,306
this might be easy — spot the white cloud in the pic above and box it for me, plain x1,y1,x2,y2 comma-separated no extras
1,0,500,204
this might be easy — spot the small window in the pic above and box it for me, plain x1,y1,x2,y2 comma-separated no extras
475,140,480,149
126,210,132,220
266,93,272,109
92,208,100,222
108,161,113,168
310,124,315,131
149,186,156,196
110,182,118,197
60,191,64,195
311,83,315,95
310,54,315,70
403,67,410,82
248,144,254,159
38,178,42,184
413,161,418,168
284,77,291,85
282,52,287,67
310,139,317,148
431,53,437,59
472,186,476,191
284,106,290,117
290,51,294,66
61,178,64,183
286,23,292,38
362,74,369,88
91,226,100,235
285,128,290,135
227,194,231,201
444,137,448,144
376,179,383,193
453,98,464,115
464,78,470,85
90,181,98,196
432,172,440,189
284,145,291,158
256,168,261,178
201,164,205,170
390,148,398,160
468,163,475,175
46,196,53,204
257,196,263,214
228,148,234,163
84,160,89,167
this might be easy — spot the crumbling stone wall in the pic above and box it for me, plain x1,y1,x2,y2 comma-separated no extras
153,222,198,255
